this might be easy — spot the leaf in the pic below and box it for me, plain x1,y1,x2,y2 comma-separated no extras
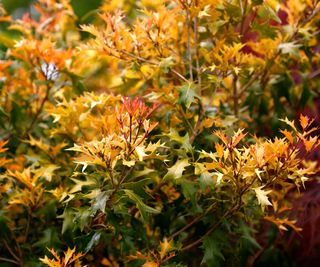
231,129,246,147
159,56,174,73
299,114,312,130
167,128,192,151
215,143,224,158
64,247,76,265
135,145,147,161
278,42,302,55
142,262,158,267
302,136,318,152
160,238,173,259
124,189,160,221
259,3,281,24
198,5,211,18
90,190,111,214
164,159,190,180
58,208,75,234
253,186,272,208
215,131,229,146
69,178,96,194
280,129,294,144
279,117,297,132
178,83,198,109
201,234,225,266
85,231,102,253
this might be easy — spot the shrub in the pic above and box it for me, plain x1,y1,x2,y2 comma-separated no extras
0,0,319,266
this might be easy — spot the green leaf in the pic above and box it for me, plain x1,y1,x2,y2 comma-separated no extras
69,178,96,194
167,128,192,152
201,234,225,266
75,207,92,231
159,56,174,73
252,0,263,6
90,190,111,214
33,228,61,248
178,83,198,109
123,189,160,222
259,4,282,24
85,231,102,253
199,172,214,191
57,208,75,234
300,82,311,107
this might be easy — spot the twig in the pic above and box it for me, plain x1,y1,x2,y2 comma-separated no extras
120,49,189,84
186,7,193,81
24,82,51,136
0,257,20,266
169,203,217,240
189,98,204,143
2,239,22,265
233,75,239,119
181,203,241,251
194,0,201,91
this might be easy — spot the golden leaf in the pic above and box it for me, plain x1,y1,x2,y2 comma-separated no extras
159,238,173,259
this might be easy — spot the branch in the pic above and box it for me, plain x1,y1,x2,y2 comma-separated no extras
2,239,22,266
189,98,204,143
24,82,51,136
181,203,241,251
0,257,20,266
194,0,202,93
186,8,193,81
169,203,217,240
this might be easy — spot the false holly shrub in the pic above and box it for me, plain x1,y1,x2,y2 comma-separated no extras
0,0,319,266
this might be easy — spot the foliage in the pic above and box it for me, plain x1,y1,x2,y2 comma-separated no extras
0,0,319,266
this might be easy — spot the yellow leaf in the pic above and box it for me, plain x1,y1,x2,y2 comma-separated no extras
215,143,224,158
164,159,189,179
142,262,158,267
160,238,173,259
253,186,272,208
198,5,211,18
135,145,147,161
279,117,297,132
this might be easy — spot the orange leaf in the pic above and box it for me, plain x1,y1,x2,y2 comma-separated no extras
142,262,158,267
299,114,311,130
215,143,224,158
280,129,294,144
215,131,228,146
231,129,246,147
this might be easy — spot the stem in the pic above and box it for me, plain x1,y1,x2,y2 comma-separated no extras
186,8,193,81
25,83,51,136
106,167,134,208
189,98,204,143
239,0,248,36
169,203,217,240
181,203,241,251
0,257,20,266
2,239,22,266
233,75,239,119
24,208,31,242
119,49,189,83
129,115,132,144
194,0,201,91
